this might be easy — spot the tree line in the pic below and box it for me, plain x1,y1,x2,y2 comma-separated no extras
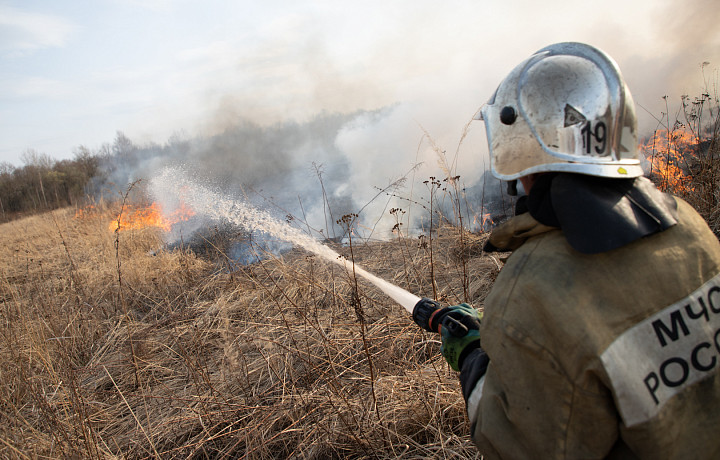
0,147,101,222
0,130,193,223
0,130,147,223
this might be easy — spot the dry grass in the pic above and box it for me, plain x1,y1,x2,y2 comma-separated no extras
0,203,500,459
641,86,720,235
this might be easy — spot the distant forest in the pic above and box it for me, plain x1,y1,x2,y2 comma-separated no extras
0,144,103,222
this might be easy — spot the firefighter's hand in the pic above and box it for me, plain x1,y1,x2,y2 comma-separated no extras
440,304,482,372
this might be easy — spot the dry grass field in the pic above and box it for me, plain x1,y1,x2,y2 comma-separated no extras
1,83,716,459
0,203,500,459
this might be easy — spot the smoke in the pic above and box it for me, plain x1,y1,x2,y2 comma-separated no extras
98,105,502,248
94,0,720,251
602,0,720,135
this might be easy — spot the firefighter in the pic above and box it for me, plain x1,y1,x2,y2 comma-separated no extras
429,43,720,458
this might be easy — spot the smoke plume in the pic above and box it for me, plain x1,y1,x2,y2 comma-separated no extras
97,106,504,250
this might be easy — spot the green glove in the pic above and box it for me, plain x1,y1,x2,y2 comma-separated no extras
439,304,482,371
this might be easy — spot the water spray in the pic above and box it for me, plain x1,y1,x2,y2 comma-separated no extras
150,168,445,322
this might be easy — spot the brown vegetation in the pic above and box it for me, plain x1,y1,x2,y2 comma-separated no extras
2,80,718,459
640,90,720,235
0,148,100,223
0,203,498,458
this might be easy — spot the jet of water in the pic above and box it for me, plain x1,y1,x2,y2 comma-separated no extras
150,167,421,313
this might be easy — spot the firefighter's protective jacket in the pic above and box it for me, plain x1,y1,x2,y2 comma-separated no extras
464,195,720,459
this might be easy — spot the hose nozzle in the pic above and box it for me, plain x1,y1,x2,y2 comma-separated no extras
412,298,443,333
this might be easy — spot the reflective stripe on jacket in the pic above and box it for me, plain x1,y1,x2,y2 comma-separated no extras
467,197,720,459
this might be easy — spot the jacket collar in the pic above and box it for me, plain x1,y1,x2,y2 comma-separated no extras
483,212,557,252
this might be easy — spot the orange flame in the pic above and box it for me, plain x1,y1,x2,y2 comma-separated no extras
473,212,495,232
482,213,494,228
74,204,97,219
109,201,195,232
640,127,697,194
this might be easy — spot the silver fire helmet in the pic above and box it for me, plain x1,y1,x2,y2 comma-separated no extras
475,42,643,180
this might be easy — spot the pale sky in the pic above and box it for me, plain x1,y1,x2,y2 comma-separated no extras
1,0,719,167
